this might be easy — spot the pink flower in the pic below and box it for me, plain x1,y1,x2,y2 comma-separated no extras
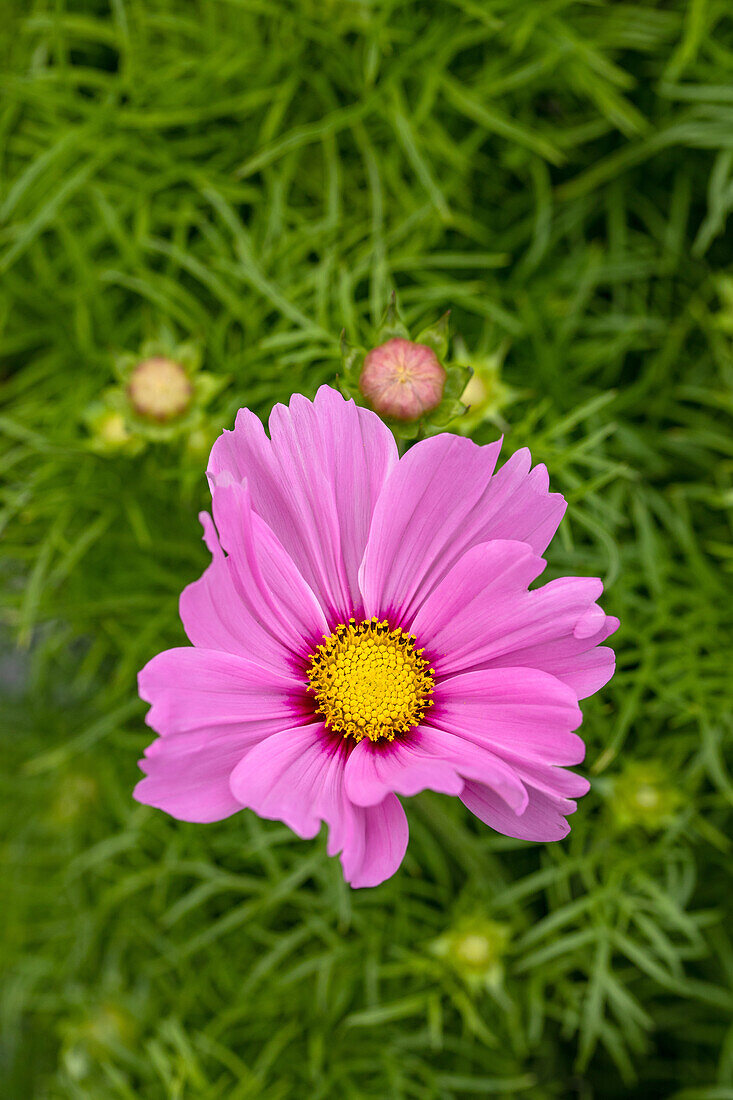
135,387,618,887
359,338,446,420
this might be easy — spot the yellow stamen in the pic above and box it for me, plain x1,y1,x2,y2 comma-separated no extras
307,618,434,743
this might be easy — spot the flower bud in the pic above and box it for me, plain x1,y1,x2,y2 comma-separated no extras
96,411,131,447
430,917,509,989
453,338,514,434
359,338,446,421
609,762,682,831
85,406,143,456
461,372,491,411
453,932,493,968
126,357,192,423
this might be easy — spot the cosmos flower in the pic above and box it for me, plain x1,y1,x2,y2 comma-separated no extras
135,386,617,887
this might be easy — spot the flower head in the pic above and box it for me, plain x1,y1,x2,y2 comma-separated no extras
135,387,618,887
359,338,446,421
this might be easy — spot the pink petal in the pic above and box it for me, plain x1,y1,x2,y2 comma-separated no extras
410,540,617,698
180,513,314,672
208,386,397,620
432,666,584,766
489,635,617,700
344,726,527,813
135,641,310,824
481,451,566,555
418,726,529,812
461,780,577,842
229,723,339,838
359,436,565,623
210,475,328,652
229,724,409,888
574,602,606,639
409,540,544,670
331,794,409,890
139,647,306,738
429,666,591,840
508,757,591,803
344,732,465,807
134,737,246,823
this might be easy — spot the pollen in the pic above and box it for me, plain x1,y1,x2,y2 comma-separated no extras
307,618,435,743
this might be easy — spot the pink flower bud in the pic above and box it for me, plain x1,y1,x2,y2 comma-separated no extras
359,338,446,421
127,357,193,423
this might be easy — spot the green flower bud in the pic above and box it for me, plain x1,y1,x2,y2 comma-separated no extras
431,917,510,989
609,761,683,831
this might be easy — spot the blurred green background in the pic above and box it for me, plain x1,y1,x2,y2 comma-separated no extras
2,1,732,1097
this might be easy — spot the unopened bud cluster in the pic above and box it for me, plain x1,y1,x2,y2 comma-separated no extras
84,339,223,455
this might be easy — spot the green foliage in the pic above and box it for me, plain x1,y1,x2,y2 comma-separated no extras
1,0,732,1097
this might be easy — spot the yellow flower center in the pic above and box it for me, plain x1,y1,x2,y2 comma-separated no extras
307,618,435,743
